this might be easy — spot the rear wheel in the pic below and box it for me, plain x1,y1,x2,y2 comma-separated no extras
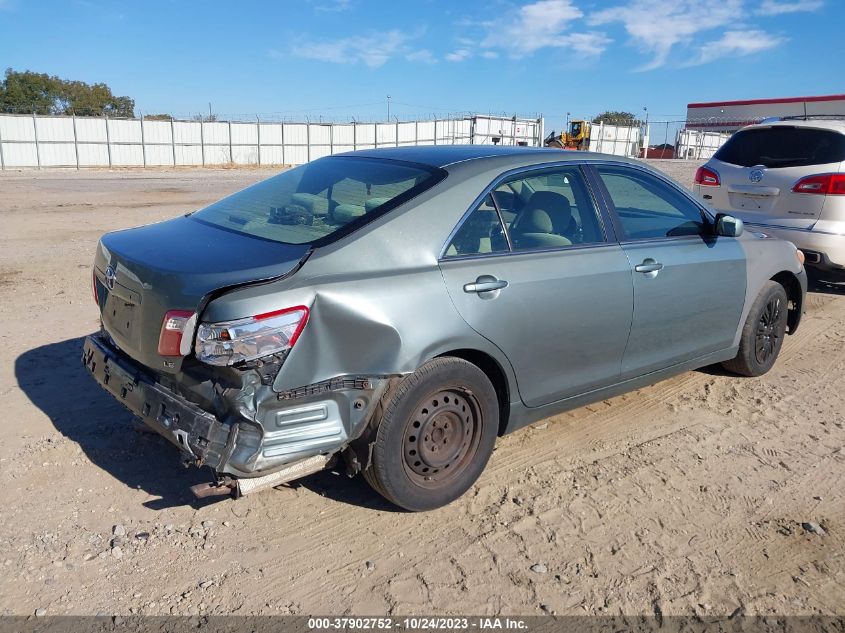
363,357,498,511
722,281,788,377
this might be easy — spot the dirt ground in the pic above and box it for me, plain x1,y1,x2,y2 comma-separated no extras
0,161,843,617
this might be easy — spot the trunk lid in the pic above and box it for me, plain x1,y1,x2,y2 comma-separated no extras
93,216,310,373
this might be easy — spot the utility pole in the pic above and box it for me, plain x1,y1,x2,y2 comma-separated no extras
643,106,649,159
387,95,391,122
208,102,213,121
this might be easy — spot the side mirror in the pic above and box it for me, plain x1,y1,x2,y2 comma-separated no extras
715,213,744,238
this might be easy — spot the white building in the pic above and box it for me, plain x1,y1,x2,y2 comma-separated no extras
686,93,845,132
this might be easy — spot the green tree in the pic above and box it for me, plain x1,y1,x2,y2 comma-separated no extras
0,69,57,114
592,111,638,126
0,68,135,117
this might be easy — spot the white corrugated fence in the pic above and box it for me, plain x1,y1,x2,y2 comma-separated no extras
0,113,543,169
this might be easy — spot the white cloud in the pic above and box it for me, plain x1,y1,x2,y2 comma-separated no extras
687,29,785,65
291,29,413,67
311,0,353,13
756,0,823,15
445,49,472,62
406,49,437,64
480,0,610,58
590,0,746,70
480,50,499,59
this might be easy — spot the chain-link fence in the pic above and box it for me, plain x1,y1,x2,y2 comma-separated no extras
0,112,543,170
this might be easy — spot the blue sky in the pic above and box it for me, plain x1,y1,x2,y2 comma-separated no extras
0,0,841,131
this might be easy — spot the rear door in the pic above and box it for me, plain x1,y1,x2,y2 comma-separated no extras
439,164,633,408
591,164,746,378
703,125,845,229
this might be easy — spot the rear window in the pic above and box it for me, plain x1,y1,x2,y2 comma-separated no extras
191,156,444,245
714,126,845,168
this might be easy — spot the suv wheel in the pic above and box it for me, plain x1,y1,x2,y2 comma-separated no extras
722,280,788,377
363,357,498,511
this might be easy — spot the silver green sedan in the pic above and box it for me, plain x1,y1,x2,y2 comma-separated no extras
83,146,807,510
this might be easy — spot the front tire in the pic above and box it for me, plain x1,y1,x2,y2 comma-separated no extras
363,357,499,511
722,281,788,377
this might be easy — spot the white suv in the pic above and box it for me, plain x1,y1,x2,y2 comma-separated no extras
694,118,845,276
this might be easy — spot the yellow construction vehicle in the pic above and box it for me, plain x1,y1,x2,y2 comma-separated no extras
544,120,592,150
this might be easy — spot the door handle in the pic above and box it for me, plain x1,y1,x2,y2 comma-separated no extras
634,260,664,274
463,277,508,293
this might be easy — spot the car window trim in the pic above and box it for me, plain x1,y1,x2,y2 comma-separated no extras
439,240,624,263
584,161,715,244
487,190,513,251
439,161,611,261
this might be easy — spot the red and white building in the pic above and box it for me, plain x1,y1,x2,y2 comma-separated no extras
686,94,845,132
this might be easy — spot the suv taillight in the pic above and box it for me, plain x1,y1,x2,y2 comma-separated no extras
792,174,845,195
92,270,99,307
694,166,720,186
195,306,309,366
158,310,196,357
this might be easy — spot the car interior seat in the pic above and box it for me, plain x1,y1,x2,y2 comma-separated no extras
510,191,573,249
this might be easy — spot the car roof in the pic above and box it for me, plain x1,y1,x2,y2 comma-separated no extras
743,118,845,134
334,145,641,169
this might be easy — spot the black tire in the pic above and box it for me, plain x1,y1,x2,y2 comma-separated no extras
722,281,788,377
363,357,499,511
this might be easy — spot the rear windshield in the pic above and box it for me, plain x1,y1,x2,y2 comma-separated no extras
191,156,443,245
714,126,845,168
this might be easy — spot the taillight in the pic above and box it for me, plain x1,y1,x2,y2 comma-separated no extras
92,270,99,307
158,310,196,357
694,166,720,186
792,174,845,195
195,306,309,366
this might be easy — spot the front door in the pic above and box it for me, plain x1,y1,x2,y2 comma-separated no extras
439,165,634,408
591,164,746,378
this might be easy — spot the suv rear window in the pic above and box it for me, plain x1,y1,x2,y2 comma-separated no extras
714,126,845,168
192,156,444,245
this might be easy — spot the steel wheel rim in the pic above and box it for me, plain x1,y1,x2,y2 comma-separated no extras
402,389,482,488
755,295,783,364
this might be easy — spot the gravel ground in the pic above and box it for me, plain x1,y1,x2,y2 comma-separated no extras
0,162,843,617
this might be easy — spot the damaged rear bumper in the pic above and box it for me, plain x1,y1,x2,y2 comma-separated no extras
83,333,232,469
82,333,389,490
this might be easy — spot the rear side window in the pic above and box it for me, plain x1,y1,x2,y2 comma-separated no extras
192,156,443,245
714,127,845,168
444,194,508,257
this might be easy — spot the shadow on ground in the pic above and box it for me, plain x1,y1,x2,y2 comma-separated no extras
15,336,220,510
14,336,395,512
808,271,845,296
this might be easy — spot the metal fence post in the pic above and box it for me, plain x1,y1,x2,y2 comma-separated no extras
256,116,261,166
104,115,112,167
170,117,177,166
228,120,233,164
72,113,80,170
281,121,286,165
0,116,5,170
140,114,147,167
329,122,334,155
200,118,205,166
433,118,437,145
395,118,399,147
306,120,311,163
414,120,418,146
33,112,42,169
353,120,357,151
